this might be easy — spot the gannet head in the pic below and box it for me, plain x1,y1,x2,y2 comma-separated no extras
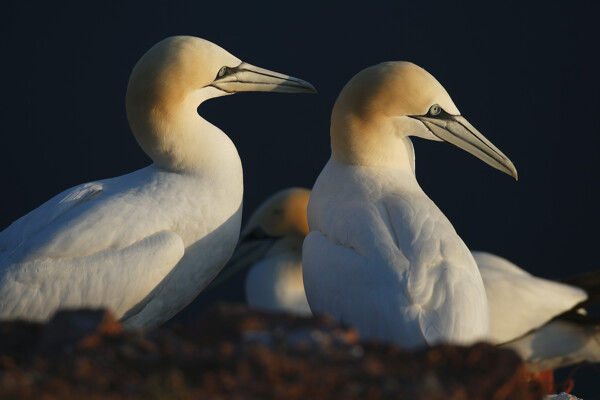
206,187,310,289
243,187,311,239
126,36,315,171
331,62,517,179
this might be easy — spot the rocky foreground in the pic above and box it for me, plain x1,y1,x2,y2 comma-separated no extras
0,304,549,399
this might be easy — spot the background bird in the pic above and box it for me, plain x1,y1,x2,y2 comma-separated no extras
208,187,312,316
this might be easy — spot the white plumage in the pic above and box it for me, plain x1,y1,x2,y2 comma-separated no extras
473,251,586,344
303,62,518,348
474,252,600,371
245,241,310,316
218,188,600,371
0,36,315,329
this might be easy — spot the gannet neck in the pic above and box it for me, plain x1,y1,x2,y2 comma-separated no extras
330,118,417,172
330,100,418,171
128,85,236,173
126,36,241,173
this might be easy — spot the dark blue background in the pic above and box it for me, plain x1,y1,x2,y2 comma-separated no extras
1,1,599,393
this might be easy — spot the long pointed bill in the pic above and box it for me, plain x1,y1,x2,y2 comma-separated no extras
414,114,518,180
211,62,316,94
204,235,277,291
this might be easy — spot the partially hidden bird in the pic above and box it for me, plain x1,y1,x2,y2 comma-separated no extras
0,36,315,330
208,187,312,316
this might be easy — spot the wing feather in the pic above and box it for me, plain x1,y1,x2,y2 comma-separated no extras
383,197,490,345
0,182,104,254
304,230,438,348
0,230,184,322
474,251,587,343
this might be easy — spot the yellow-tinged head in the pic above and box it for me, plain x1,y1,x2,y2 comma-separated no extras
205,187,310,290
243,187,311,239
127,36,238,105
331,62,517,179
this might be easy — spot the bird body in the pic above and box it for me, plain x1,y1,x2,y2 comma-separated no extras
0,163,242,328
304,158,490,347
0,36,315,329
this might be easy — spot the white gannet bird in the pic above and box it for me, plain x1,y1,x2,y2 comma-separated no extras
209,187,312,316
0,36,315,330
302,62,518,349
216,188,600,371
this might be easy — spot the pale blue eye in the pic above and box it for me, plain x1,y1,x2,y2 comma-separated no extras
429,104,441,116
217,66,228,78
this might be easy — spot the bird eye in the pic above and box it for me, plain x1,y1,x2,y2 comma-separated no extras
217,66,228,78
429,104,441,116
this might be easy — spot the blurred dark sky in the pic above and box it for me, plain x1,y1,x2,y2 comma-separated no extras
1,1,599,305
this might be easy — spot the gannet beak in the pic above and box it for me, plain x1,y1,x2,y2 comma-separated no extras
211,62,316,94
412,112,518,180
204,232,278,290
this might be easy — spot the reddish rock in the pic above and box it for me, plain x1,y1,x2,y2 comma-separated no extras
0,303,542,399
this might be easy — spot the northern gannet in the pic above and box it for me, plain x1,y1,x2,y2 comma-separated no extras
303,62,517,348
209,187,311,316
0,36,315,329
215,188,600,371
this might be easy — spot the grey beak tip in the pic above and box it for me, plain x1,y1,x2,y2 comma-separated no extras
504,166,518,181
294,85,317,94
301,82,317,94
508,163,518,181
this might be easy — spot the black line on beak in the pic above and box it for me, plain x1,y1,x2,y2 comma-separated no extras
409,112,506,161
